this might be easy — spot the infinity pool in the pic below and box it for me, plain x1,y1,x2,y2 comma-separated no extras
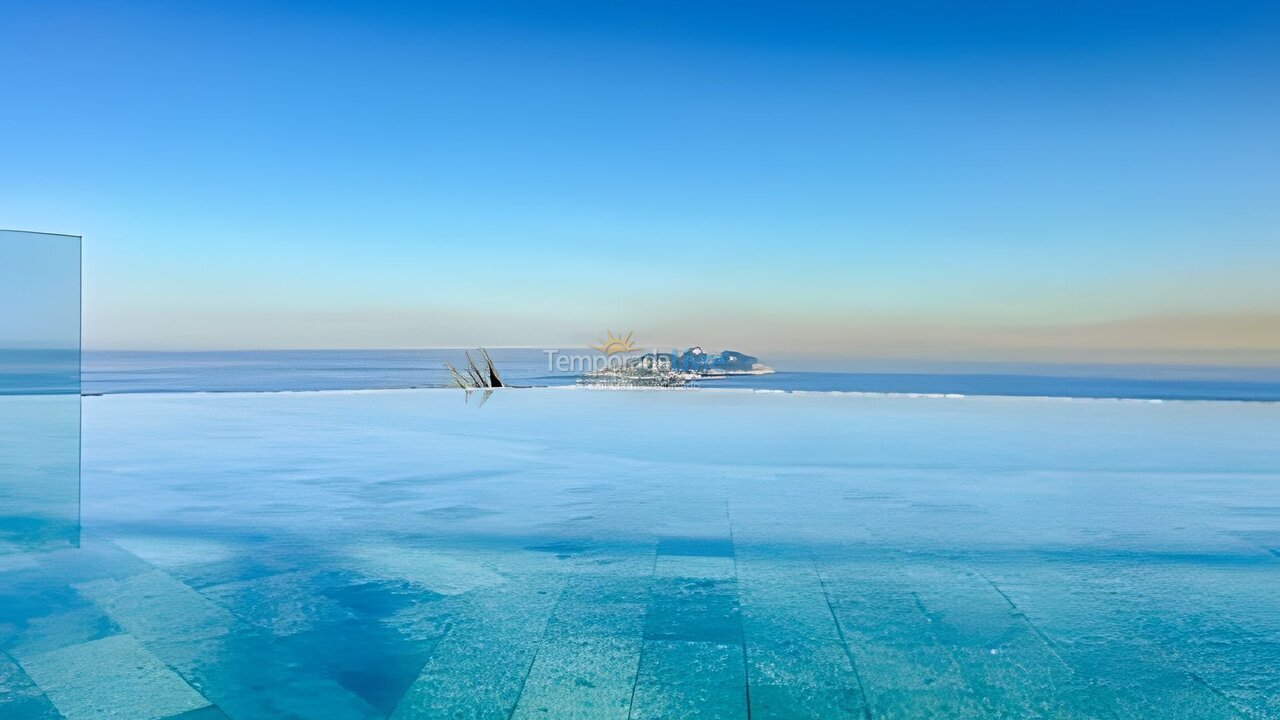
3,389,1279,718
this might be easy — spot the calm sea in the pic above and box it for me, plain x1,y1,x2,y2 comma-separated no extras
63,350,1280,401
2,349,1277,401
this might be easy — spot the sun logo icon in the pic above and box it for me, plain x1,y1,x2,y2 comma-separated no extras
590,330,638,356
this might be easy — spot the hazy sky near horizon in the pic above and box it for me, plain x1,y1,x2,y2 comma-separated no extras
3,1,1279,362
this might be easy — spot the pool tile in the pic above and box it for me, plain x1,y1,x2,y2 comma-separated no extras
511,634,642,719
846,642,985,719
75,568,382,719
0,573,92,634
323,573,438,619
201,570,349,637
74,570,237,645
0,652,61,720
277,614,441,715
904,562,1105,718
18,634,210,720
545,576,649,639
165,707,233,720
561,551,656,578
735,558,866,716
982,560,1247,719
30,541,153,585
818,563,985,718
630,640,747,719
147,631,383,720
111,536,236,571
656,537,735,558
393,635,541,720
513,576,650,716
348,545,507,596
655,555,736,580
392,575,565,719
5,605,120,658
526,539,596,557
748,684,864,719
171,557,284,591
644,577,742,643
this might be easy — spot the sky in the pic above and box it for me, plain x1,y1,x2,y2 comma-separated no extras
2,1,1278,363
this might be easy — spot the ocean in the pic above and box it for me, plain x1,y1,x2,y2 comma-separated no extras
65,349,1280,401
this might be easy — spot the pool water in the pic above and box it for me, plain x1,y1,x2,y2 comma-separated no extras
3,389,1279,719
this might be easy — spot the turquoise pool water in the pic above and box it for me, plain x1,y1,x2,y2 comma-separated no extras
3,389,1280,718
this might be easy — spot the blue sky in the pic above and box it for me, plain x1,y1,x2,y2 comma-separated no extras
2,1,1278,362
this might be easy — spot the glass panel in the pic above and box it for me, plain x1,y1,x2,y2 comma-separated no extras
0,229,81,550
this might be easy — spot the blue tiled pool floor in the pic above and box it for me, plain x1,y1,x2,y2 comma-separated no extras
5,533,1277,719
2,389,1279,718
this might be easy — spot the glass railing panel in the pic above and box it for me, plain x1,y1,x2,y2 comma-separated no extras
0,229,81,550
